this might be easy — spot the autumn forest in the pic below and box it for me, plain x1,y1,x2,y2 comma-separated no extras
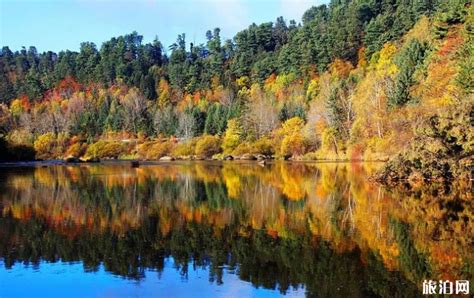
0,0,473,181
1,0,473,296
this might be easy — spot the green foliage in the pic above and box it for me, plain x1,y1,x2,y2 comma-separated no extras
278,102,306,122
433,21,449,39
154,105,178,137
203,102,239,136
391,219,431,281
0,0,442,104
204,103,228,135
325,79,355,141
190,106,206,136
456,41,474,93
1,32,163,103
1,0,470,169
437,0,470,25
365,15,393,59
456,8,474,93
363,0,439,60
388,39,427,108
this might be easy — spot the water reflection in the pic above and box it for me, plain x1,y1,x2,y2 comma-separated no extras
0,161,472,296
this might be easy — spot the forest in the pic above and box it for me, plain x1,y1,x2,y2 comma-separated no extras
0,0,472,180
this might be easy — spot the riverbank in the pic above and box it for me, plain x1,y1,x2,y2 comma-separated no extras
374,105,473,184
0,158,387,168
2,155,471,186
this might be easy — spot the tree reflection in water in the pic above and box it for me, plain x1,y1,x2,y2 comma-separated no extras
0,161,471,296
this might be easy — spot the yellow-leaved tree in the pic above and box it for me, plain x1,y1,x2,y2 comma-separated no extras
222,118,243,154
33,132,56,159
276,117,307,158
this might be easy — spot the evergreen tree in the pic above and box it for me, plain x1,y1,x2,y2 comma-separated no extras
388,39,426,108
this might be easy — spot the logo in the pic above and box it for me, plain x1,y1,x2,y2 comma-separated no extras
422,280,470,295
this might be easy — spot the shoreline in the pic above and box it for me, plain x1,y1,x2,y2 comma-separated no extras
0,158,388,167
1,159,470,185
0,159,466,185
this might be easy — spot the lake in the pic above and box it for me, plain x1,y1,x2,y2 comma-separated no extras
0,161,472,297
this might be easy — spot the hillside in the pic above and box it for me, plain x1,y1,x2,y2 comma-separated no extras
0,0,472,180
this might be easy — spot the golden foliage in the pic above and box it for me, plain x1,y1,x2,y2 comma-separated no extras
33,132,57,159
276,117,307,158
195,135,221,157
222,118,242,154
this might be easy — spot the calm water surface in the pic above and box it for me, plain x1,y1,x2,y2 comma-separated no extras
0,161,472,297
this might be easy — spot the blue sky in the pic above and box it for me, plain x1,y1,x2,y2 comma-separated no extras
1,0,328,53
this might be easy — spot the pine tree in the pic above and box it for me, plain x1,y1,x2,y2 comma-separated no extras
388,39,426,108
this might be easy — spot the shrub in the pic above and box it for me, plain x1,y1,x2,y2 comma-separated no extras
7,129,33,146
147,141,173,159
85,140,106,158
137,142,153,159
231,142,252,156
253,137,275,156
376,102,474,182
363,136,393,161
172,139,197,157
65,143,85,158
320,128,345,155
34,132,57,160
281,133,305,158
85,141,127,159
302,151,319,161
54,132,70,157
101,142,124,159
195,135,221,157
138,141,175,159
